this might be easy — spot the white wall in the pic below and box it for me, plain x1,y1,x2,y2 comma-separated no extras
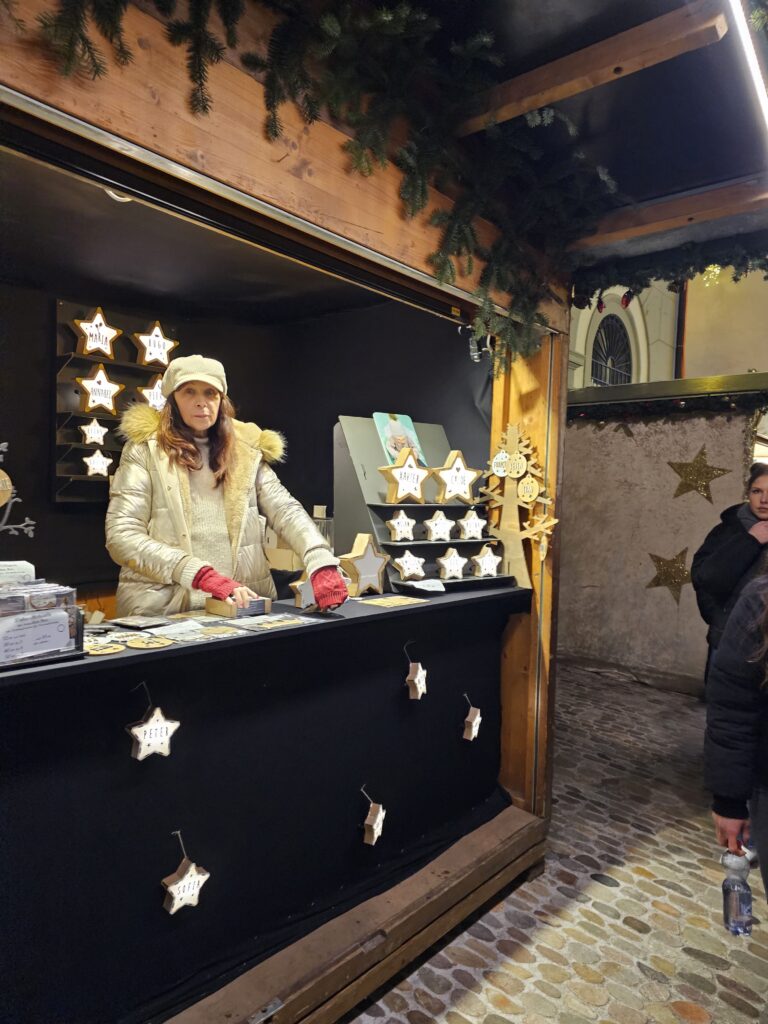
684,271,768,377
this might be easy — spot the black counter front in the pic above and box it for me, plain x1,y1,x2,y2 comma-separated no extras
0,587,530,1024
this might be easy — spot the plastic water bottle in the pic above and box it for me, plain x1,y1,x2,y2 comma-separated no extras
721,851,752,935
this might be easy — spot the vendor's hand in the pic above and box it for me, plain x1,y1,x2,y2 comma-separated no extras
227,585,260,609
712,812,750,854
192,566,244,602
310,567,349,612
748,521,768,543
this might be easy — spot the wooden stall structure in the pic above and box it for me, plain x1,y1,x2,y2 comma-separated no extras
0,7,566,1015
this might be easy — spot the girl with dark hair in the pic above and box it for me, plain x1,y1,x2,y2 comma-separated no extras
106,355,347,616
705,575,768,896
692,463,768,677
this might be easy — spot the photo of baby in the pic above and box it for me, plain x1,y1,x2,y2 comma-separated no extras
373,412,427,465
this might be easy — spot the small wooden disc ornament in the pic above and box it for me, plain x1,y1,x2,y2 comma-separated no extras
0,468,13,508
75,363,125,415
85,641,125,656
161,857,210,914
125,635,175,650
339,534,390,596
378,447,431,504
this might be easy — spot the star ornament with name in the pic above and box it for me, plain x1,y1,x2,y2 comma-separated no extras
363,802,386,846
132,321,179,367
436,547,468,581
457,509,486,540
646,547,691,605
339,533,390,597
379,447,431,504
162,857,210,914
433,451,482,504
471,544,502,578
138,375,167,412
79,418,109,445
668,446,730,503
126,706,181,760
424,509,454,542
393,550,426,581
76,363,125,415
73,307,122,358
405,662,427,700
83,448,113,477
386,509,416,542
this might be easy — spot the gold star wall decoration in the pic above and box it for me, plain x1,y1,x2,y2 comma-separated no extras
668,446,730,502
378,447,431,503
75,363,125,415
646,548,691,604
132,321,179,367
72,307,122,358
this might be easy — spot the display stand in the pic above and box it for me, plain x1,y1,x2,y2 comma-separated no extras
334,417,513,593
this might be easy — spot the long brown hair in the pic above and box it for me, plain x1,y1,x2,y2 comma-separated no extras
157,392,237,486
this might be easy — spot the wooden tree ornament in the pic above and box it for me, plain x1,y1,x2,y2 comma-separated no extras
72,307,122,359
339,533,390,596
386,509,416,541
378,447,431,504
131,321,179,367
75,363,125,414
433,450,482,504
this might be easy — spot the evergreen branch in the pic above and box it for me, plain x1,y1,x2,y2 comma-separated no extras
0,0,25,32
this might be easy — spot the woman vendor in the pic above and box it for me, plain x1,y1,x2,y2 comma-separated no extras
106,354,348,616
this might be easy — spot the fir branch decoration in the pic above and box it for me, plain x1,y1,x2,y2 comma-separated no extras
0,0,25,33
38,0,133,77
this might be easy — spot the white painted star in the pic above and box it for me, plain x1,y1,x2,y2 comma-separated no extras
464,707,482,741
436,547,468,581
127,706,180,760
341,536,389,596
290,573,317,610
73,307,122,358
424,509,454,542
386,509,416,541
471,544,502,578
406,662,427,699
380,449,431,503
162,857,210,914
457,509,486,540
83,448,113,477
434,450,481,504
79,418,109,445
364,803,386,845
76,364,125,414
393,550,426,580
132,322,179,366
138,375,167,412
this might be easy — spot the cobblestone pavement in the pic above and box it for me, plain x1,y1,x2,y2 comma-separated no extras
352,662,768,1024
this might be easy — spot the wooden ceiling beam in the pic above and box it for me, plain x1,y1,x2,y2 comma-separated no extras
570,176,768,250
457,0,728,137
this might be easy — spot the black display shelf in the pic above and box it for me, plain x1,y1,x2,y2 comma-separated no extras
380,538,499,547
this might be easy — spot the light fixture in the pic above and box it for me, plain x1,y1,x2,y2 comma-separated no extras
726,0,768,134
103,187,133,203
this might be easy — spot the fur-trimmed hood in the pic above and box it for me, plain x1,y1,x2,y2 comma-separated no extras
118,403,286,463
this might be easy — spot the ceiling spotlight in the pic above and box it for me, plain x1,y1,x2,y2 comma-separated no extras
726,0,768,135
103,188,133,203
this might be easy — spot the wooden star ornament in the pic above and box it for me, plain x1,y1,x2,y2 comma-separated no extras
126,706,181,760
289,572,317,611
436,547,468,581
83,448,113,477
363,801,386,846
161,857,210,914
73,307,122,358
463,704,482,741
79,418,109,445
132,321,179,367
423,509,454,542
138,375,167,412
433,451,482,504
393,550,426,581
471,544,502,578
76,363,125,414
386,509,416,541
668,446,730,502
405,662,427,700
646,548,691,604
457,509,486,540
339,533,390,596
378,447,431,504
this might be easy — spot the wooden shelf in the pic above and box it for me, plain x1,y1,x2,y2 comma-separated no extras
381,538,498,547
57,352,163,373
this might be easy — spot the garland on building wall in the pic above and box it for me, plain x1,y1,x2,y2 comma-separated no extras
567,390,768,424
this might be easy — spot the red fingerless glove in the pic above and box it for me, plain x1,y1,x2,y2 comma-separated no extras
192,565,242,601
310,567,348,611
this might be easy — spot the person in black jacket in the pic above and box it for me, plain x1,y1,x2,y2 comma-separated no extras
705,576,768,895
692,463,768,681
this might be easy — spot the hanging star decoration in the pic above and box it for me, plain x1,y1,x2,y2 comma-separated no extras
363,799,386,846
436,547,468,581
423,509,454,542
76,363,125,415
289,572,318,611
646,548,691,604
131,321,179,367
393,550,426,581
405,662,427,700
433,450,482,504
161,857,210,914
79,418,109,445
126,706,181,761
386,509,416,541
72,307,122,358
463,700,482,741
471,544,502,578
82,448,113,477
668,446,730,502
378,447,431,503
138,375,167,412
456,509,486,540
339,533,390,596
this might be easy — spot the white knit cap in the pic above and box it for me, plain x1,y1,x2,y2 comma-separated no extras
161,355,228,398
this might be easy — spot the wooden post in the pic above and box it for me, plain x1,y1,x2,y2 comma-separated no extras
493,328,569,818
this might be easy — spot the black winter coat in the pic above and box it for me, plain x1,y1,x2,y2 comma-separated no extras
691,504,763,647
704,578,768,819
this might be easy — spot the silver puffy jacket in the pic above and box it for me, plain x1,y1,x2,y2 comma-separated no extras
105,405,337,615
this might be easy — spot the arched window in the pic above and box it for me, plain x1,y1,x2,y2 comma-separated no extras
590,314,633,386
